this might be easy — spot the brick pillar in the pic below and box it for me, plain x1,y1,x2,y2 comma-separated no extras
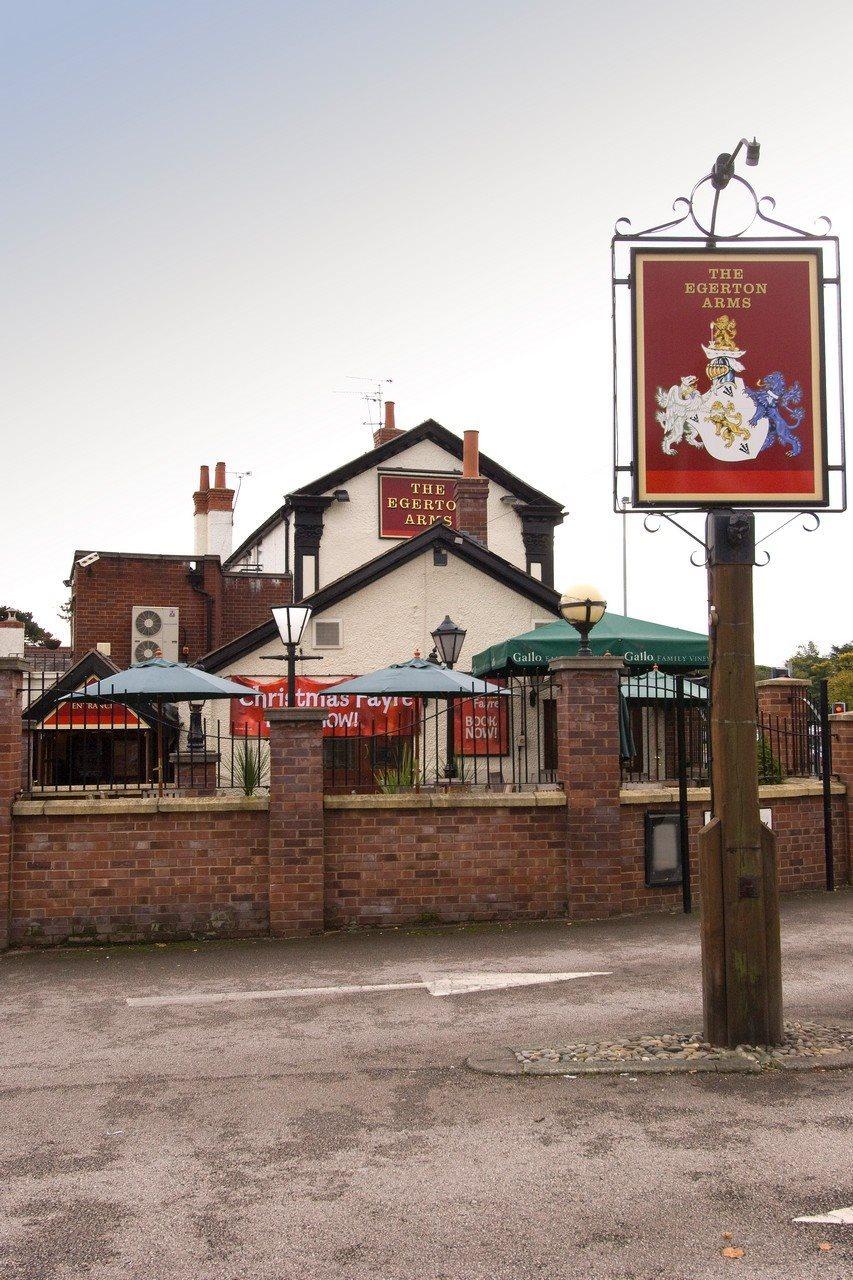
755,677,811,775
829,711,853,885
266,707,326,936
169,751,220,795
0,659,27,950
550,655,626,918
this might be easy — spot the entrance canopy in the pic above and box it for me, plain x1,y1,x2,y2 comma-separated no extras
472,612,708,676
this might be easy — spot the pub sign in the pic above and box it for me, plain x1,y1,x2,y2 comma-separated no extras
379,473,458,537
632,249,827,508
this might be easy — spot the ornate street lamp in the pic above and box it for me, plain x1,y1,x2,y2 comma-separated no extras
559,585,607,656
271,605,313,707
430,616,467,669
430,616,466,779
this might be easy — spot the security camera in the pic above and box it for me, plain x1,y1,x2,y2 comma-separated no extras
77,552,100,568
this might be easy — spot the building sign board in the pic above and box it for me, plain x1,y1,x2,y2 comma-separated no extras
378,473,458,538
632,249,827,508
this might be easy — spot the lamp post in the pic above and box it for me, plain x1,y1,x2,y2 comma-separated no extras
620,497,629,615
271,605,313,706
431,616,466,780
559,585,607,655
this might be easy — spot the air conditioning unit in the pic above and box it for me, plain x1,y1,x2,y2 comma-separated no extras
131,606,180,664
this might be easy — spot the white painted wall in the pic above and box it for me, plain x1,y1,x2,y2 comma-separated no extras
207,508,233,561
231,437,529,585
0,623,26,658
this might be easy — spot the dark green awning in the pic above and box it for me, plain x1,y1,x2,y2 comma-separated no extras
472,612,708,677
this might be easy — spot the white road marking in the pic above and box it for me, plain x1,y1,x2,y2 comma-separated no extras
126,970,610,1008
421,971,610,997
793,1206,853,1226
127,981,424,1007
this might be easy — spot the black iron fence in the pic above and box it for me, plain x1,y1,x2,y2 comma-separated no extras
18,666,835,800
620,671,710,786
323,674,559,794
619,670,829,788
18,670,558,798
19,670,272,798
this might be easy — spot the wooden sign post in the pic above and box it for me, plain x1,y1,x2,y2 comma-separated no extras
614,137,845,1048
698,510,783,1047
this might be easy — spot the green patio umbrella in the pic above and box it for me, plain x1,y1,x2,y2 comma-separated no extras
65,658,250,795
472,611,709,677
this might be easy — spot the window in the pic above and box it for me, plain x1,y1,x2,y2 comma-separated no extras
314,619,342,648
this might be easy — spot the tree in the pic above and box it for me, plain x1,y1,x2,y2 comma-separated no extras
788,640,853,708
0,607,61,649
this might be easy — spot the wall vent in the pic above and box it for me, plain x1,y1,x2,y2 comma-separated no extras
314,619,341,649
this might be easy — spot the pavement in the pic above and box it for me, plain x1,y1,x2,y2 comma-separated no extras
1,890,851,1280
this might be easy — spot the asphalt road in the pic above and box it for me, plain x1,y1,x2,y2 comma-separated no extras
1,892,851,1280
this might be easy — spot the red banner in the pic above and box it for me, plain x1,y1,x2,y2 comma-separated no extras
633,250,826,507
453,693,509,756
42,679,142,729
230,676,416,737
378,473,458,537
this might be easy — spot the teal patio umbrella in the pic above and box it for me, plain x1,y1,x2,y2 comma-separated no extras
65,658,250,795
472,611,709,677
321,658,509,698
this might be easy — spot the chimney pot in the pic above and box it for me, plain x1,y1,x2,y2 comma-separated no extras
199,465,210,492
373,399,405,448
214,461,227,488
463,430,480,479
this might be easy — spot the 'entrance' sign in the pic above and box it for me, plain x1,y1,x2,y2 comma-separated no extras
632,249,827,508
379,473,458,537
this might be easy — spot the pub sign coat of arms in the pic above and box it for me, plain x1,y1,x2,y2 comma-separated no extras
632,249,828,508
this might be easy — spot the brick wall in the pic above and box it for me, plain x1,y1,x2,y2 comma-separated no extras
4,782,848,947
11,800,269,946
324,795,567,928
71,553,291,666
615,785,848,921
221,571,292,644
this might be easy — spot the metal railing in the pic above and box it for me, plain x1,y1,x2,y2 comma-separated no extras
323,674,559,794
19,670,271,798
19,670,558,798
619,669,827,787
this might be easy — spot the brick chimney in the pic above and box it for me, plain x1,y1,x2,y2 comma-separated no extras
0,618,26,658
193,462,235,558
193,465,210,555
455,429,488,546
373,400,405,448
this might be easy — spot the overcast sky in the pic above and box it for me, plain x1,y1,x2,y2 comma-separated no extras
3,0,851,665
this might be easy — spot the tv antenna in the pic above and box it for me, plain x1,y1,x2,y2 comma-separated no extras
228,469,253,512
334,376,393,431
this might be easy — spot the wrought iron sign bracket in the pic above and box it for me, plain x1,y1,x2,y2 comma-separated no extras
612,145,847,518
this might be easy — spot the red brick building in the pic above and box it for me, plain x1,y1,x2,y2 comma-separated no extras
68,465,292,668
